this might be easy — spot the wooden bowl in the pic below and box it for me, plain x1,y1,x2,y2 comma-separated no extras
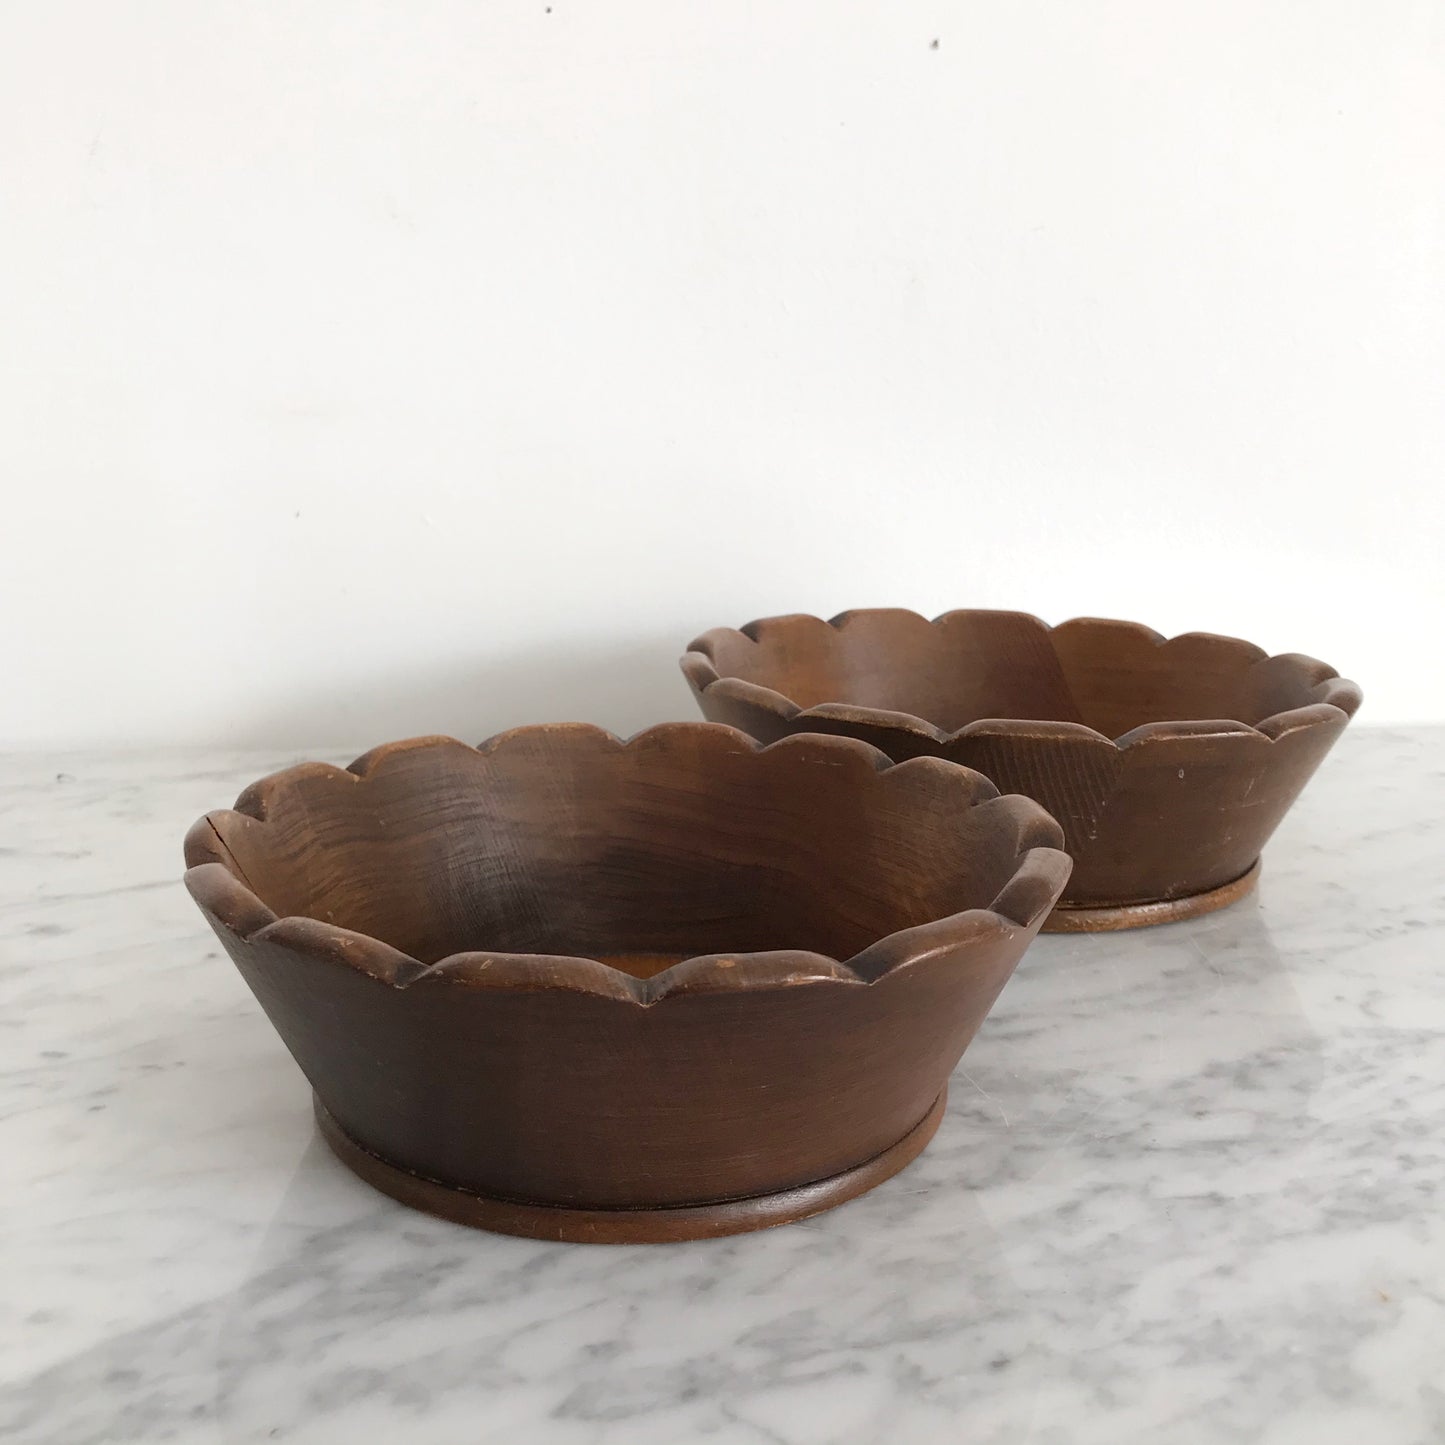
683,612,1361,931
184,723,1069,1243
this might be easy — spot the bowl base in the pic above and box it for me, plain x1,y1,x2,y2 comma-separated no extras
1042,859,1261,933
314,1090,947,1244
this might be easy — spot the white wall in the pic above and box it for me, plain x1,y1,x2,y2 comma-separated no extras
2,1,1441,749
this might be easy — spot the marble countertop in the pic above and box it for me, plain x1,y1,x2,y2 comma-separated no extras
2,727,1442,1444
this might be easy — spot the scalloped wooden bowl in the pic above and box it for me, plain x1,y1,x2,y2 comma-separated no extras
184,723,1070,1242
683,612,1361,931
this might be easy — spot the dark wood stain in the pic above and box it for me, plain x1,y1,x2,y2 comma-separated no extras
683,610,1360,929
184,723,1070,1242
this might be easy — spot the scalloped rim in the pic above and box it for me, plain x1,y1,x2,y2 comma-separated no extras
682,610,1362,751
184,723,1071,1007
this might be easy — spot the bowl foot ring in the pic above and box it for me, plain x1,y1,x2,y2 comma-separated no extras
314,1089,947,1244
1042,859,1261,933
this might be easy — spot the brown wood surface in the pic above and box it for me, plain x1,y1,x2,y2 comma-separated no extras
683,611,1361,917
314,1090,948,1243
1042,859,1261,932
184,723,1070,1240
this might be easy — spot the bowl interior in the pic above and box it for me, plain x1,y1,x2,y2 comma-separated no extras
704,613,1325,738
208,732,1030,975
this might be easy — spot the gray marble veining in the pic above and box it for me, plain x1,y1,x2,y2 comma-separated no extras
2,729,1442,1444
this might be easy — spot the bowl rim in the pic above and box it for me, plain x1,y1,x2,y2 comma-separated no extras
682,609,1362,752
185,722,1072,1007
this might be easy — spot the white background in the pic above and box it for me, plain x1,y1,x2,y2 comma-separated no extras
2,1,1441,749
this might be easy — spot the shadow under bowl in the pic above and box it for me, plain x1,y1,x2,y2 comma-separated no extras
184,722,1070,1242
682,611,1361,931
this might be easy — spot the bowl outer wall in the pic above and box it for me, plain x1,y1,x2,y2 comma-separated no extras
688,674,1352,907
192,895,1048,1210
